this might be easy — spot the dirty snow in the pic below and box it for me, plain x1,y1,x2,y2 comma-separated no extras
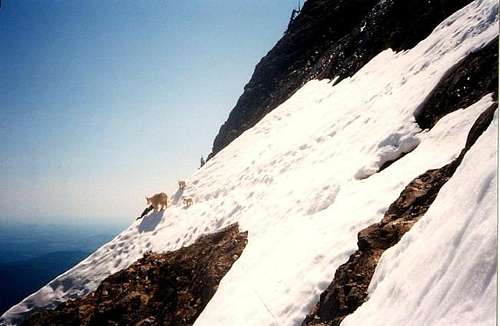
1,0,497,325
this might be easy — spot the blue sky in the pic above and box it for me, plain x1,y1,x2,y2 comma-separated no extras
0,0,297,224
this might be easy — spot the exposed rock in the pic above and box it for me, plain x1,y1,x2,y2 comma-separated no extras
22,224,248,326
302,103,497,326
416,38,498,129
463,102,497,152
209,0,474,158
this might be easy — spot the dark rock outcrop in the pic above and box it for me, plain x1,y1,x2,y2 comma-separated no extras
416,38,498,129
22,224,248,326
303,103,497,326
209,0,474,158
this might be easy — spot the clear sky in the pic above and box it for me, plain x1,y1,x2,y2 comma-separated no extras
0,0,297,225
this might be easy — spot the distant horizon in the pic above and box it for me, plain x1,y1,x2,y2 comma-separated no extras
0,216,126,314
0,0,298,224
0,215,131,227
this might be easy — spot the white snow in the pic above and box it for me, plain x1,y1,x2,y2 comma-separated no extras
342,112,498,326
1,0,497,325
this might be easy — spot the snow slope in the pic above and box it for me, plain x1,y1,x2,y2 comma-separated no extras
1,0,497,325
341,111,498,326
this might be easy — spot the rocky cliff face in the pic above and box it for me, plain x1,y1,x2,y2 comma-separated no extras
209,0,474,158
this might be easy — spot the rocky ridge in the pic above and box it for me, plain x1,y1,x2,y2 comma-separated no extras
22,224,247,326
209,0,475,158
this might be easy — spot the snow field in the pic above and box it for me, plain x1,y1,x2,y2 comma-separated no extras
342,111,498,326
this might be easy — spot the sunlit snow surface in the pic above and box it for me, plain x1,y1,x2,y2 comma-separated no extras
341,112,498,326
1,0,497,325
